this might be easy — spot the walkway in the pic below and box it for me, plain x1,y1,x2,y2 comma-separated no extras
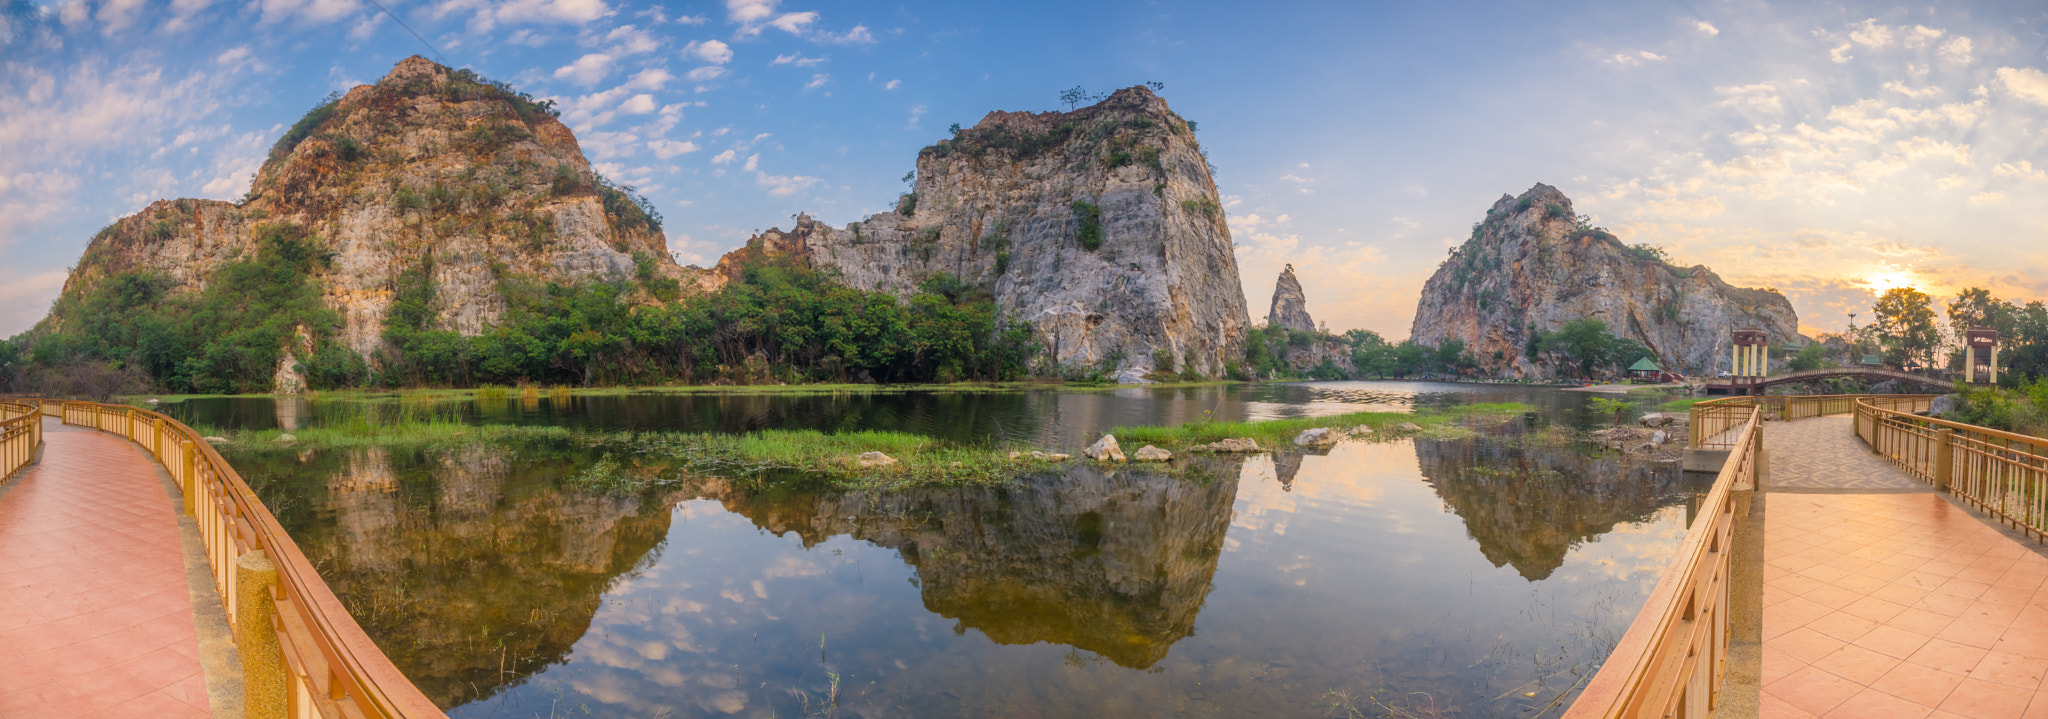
0,420,213,718
1761,418,2048,718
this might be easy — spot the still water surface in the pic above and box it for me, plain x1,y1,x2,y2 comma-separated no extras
181,382,1701,718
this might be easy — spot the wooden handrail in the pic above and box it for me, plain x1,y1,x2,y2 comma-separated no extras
35,400,446,719
0,400,41,482
1566,404,1759,717
1855,396,2048,539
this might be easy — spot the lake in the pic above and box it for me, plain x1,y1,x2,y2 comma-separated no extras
169,381,1703,718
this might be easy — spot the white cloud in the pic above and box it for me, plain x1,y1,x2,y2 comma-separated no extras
771,53,827,67
1694,20,1718,37
742,153,758,171
882,79,899,90
554,53,614,85
624,67,672,90
766,11,815,34
906,104,926,129
1830,44,1854,64
619,94,656,114
1968,191,2006,206
1715,83,1782,114
1996,67,2048,106
685,65,725,81
1604,50,1666,67
1994,161,2047,182
1939,37,1973,64
803,73,828,90
818,24,873,45
429,0,612,32
710,149,737,164
684,39,732,64
649,139,699,158
755,171,819,196
602,24,658,54
1882,81,1941,99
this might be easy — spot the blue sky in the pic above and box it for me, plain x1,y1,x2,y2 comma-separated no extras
3,0,2047,339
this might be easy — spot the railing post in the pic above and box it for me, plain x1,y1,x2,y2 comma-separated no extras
182,442,198,516
236,550,287,719
1935,429,1954,492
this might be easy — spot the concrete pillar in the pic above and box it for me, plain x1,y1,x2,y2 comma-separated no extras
236,550,286,719
1966,346,1977,383
1759,344,1768,377
1992,346,2000,385
1732,344,1740,377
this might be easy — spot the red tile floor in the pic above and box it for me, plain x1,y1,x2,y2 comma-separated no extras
1764,491,2048,718
0,421,211,718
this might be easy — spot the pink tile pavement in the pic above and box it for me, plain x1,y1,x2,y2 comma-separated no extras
0,421,210,719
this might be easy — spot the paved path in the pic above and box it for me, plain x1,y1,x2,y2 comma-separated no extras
1761,417,2048,718
0,420,212,719
1766,416,1924,491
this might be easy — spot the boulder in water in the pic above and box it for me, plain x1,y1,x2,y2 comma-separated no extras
1190,437,1261,453
1293,428,1338,448
1133,445,1173,461
1083,435,1126,462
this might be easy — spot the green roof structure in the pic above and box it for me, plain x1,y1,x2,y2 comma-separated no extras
1628,357,1662,372
1859,354,1883,365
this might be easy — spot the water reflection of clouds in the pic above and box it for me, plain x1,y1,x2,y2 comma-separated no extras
1553,506,1690,594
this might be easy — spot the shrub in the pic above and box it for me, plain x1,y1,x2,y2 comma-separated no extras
1544,202,1567,219
1106,150,1133,168
270,92,342,161
897,193,918,217
1180,197,1221,219
1071,200,1103,251
550,164,587,196
1515,196,1534,212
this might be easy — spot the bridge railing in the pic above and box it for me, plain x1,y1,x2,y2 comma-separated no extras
1566,404,1759,718
43,400,447,719
1856,397,2048,539
0,400,41,483
1688,394,1939,448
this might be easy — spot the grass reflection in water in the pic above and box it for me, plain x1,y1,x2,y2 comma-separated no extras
217,404,1699,719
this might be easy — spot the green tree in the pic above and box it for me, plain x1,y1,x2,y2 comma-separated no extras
1873,287,1941,370
1542,318,1615,379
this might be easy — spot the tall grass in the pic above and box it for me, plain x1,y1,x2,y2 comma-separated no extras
1110,402,1530,449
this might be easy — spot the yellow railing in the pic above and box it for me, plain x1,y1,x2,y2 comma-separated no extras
1688,394,1938,448
1566,404,1760,718
46,400,446,719
1,400,42,482
1856,396,2048,539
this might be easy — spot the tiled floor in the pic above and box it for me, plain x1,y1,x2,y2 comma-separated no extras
1762,425,2048,718
1766,416,1927,491
0,420,211,719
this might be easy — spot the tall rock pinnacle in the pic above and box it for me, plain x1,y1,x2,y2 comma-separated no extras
1267,264,1316,333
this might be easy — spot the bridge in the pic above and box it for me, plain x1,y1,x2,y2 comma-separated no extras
1567,394,2048,718
1706,366,1953,395
0,400,445,719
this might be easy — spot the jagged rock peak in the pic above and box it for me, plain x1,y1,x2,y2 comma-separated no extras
720,86,1251,378
1267,264,1315,333
1410,183,1799,377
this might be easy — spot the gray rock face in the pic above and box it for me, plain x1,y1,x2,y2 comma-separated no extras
53,57,689,383
719,87,1250,377
1410,183,1802,378
1267,264,1316,333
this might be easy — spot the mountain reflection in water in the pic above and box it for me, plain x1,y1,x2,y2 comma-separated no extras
225,412,1698,718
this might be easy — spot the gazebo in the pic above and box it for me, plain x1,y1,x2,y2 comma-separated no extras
1627,357,1663,383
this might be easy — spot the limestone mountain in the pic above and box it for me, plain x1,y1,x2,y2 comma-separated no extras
41,56,691,388
1267,264,1315,333
1410,184,1800,377
719,86,1251,379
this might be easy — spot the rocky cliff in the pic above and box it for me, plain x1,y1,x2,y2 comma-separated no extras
1266,264,1315,333
49,56,691,387
1410,184,1800,377
722,87,1251,379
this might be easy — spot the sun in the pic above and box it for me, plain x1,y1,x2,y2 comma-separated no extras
1860,266,1920,293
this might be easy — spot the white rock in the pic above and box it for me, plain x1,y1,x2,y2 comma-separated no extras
1083,435,1126,462
855,451,898,468
1395,422,1424,433
1651,430,1670,445
1293,428,1338,448
1189,438,1260,453
1133,445,1172,461
274,433,298,443
203,436,230,444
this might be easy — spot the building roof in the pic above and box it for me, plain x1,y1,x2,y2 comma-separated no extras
1859,354,1884,365
1628,357,1662,372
